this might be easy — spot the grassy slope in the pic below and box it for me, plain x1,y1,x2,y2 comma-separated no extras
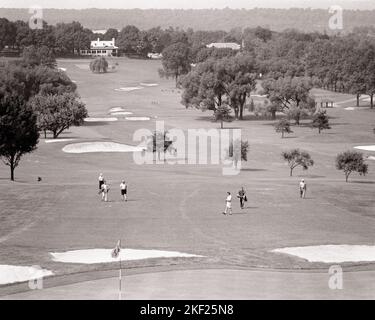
0,58,374,291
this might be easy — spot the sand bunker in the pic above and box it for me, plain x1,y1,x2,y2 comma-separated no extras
50,249,202,264
140,83,159,87
368,156,375,161
0,265,53,285
345,107,356,111
45,139,76,144
62,142,145,154
115,87,143,92
110,112,134,116
355,146,375,152
58,67,67,72
125,117,151,121
84,118,118,123
75,64,90,70
109,107,125,113
273,245,375,263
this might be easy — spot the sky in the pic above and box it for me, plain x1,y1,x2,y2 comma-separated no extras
1,0,375,10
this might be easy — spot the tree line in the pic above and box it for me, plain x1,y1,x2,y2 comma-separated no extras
2,8,375,32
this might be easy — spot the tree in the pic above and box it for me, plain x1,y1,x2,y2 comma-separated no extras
254,27,273,42
214,104,232,129
275,118,293,138
262,77,314,125
90,57,109,73
228,139,249,169
282,149,314,177
159,42,191,87
147,131,174,161
0,18,16,50
117,25,141,55
312,110,331,134
55,22,91,56
181,54,257,120
0,63,77,101
0,95,39,181
225,55,257,120
22,45,57,68
104,28,119,41
336,151,368,182
30,93,87,139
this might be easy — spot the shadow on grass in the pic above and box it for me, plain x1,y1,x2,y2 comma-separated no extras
350,180,375,185
241,169,267,172
84,122,111,127
297,175,326,179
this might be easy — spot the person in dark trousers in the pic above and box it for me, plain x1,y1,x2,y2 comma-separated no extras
98,173,105,194
299,179,307,199
237,187,247,209
120,180,128,202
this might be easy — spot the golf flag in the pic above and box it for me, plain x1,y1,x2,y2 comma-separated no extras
111,240,121,259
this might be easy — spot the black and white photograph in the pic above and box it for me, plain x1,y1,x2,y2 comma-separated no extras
0,0,375,303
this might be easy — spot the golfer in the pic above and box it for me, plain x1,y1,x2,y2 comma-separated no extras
101,181,110,202
237,187,247,209
223,192,233,215
120,180,128,202
299,179,307,199
98,173,105,193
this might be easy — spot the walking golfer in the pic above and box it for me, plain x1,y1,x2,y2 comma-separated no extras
120,180,128,202
101,181,110,202
223,192,233,215
237,187,247,209
98,173,104,193
299,179,307,199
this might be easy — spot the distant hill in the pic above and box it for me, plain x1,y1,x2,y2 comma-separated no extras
1,8,375,32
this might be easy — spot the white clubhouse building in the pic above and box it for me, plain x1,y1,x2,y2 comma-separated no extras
79,38,119,57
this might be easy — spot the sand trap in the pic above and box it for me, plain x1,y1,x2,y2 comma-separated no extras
114,87,143,92
75,64,90,70
84,118,118,123
110,112,134,116
0,265,53,285
125,117,151,121
345,107,356,111
62,142,145,154
140,83,159,87
50,249,202,264
368,156,375,161
45,139,76,144
109,107,125,113
58,67,67,72
273,245,375,263
355,146,375,152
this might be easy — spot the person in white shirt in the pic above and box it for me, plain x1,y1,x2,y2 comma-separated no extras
223,192,233,215
101,181,110,202
120,180,128,202
299,179,307,199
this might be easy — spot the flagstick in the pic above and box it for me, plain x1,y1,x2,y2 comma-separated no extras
119,257,122,301
119,239,122,301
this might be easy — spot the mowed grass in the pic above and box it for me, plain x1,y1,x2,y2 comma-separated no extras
0,57,375,290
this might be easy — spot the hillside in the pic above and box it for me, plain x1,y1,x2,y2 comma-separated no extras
1,8,375,32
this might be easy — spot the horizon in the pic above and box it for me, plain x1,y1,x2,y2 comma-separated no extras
1,0,375,10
